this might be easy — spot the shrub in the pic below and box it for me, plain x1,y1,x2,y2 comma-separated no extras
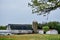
42,26,49,34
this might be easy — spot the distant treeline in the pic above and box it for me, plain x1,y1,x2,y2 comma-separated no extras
0,26,6,30
38,21,60,33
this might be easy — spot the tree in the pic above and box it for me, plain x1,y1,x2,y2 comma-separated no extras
0,26,7,30
42,26,49,34
56,24,60,33
28,0,60,15
47,21,59,29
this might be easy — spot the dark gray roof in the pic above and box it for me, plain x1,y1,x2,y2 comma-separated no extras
8,24,33,30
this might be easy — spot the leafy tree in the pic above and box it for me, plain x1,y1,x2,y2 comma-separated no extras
38,23,43,29
47,21,59,29
55,24,60,33
28,0,60,15
42,26,49,34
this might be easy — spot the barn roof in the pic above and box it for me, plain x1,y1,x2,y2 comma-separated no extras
8,24,33,30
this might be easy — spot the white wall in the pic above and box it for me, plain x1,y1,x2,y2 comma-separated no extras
38,30,44,34
46,29,58,34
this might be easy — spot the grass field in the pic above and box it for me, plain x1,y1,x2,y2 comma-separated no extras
0,34,60,40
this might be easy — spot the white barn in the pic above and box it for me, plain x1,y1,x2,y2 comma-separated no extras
6,24,33,34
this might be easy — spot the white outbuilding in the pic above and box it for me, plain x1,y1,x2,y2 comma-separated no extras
38,30,44,34
46,29,58,34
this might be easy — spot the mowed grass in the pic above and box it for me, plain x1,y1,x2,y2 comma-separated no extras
0,34,60,40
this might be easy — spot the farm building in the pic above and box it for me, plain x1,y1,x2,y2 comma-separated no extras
7,24,33,34
0,21,58,35
46,29,58,34
6,21,58,34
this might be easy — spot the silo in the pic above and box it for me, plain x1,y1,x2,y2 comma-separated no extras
32,21,38,33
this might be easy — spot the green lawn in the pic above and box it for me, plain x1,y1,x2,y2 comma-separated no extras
0,34,60,40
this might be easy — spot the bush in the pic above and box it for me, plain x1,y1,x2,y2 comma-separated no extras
42,26,49,34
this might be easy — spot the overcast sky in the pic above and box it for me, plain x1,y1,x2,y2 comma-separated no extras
0,0,60,25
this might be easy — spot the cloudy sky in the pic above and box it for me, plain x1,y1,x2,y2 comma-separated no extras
0,0,60,25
